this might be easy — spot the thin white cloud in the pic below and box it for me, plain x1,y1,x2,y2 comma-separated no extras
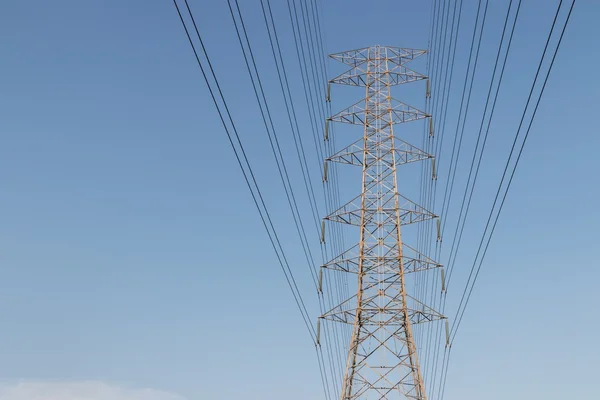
0,381,187,400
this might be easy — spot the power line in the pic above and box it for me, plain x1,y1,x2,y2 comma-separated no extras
450,0,575,343
256,1,341,397
424,2,466,396
258,0,323,241
297,0,349,390
225,0,320,287
430,0,521,392
438,0,487,242
419,0,458,384
171,0,316,343
445,0,522,290
284,0,350,394
438,2,575,398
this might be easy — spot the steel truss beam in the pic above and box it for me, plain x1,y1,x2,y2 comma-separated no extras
326,136,433,167
328,97,430,125
322,242,442,275
330,63,428,87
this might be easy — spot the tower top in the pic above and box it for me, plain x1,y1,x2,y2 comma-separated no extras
329,46,427,66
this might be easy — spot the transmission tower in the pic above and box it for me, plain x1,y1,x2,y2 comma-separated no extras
319,45,446,400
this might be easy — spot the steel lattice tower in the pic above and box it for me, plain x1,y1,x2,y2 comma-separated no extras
320,46,445,400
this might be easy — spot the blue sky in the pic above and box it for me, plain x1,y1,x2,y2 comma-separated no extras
0,0,598,399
